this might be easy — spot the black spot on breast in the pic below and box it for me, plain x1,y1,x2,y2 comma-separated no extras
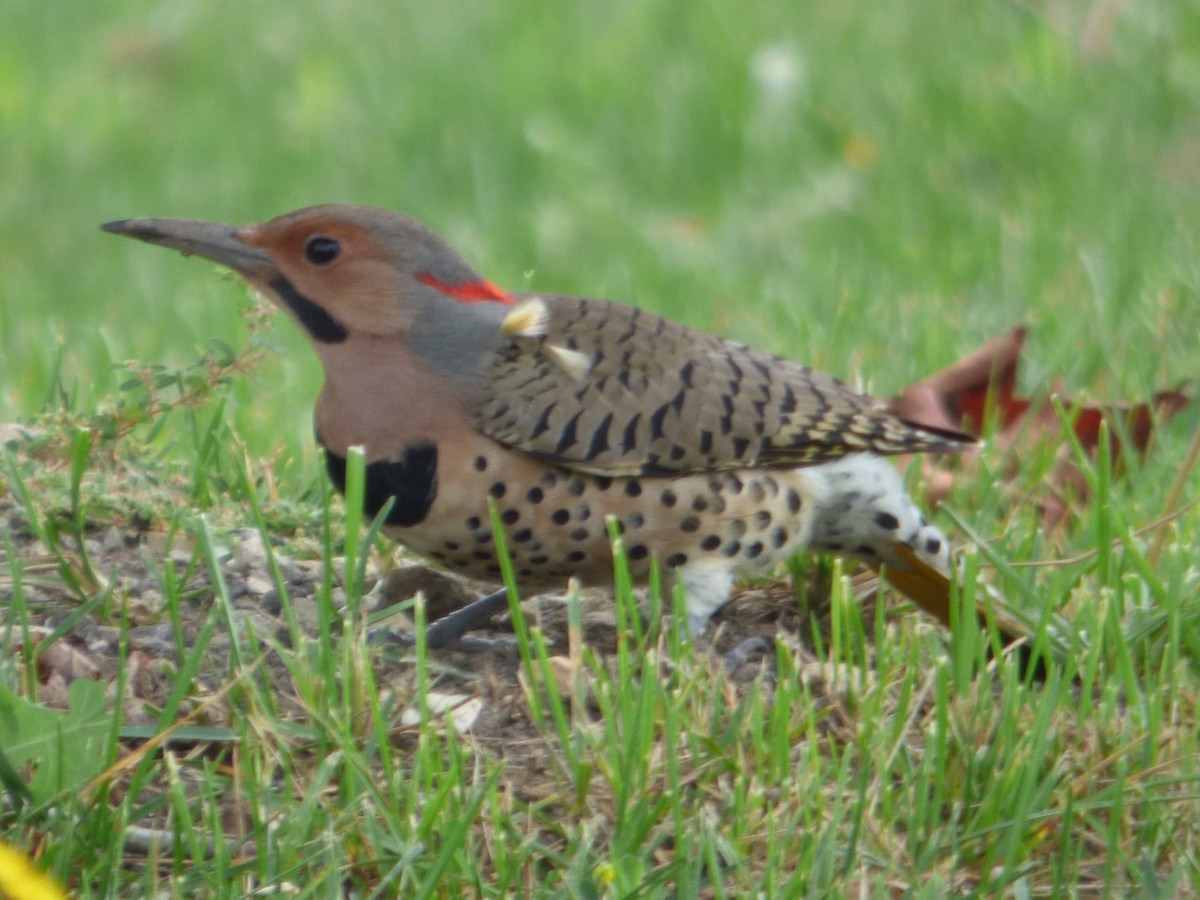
785,488,802,514
474,456,488,472
624,512,644,529
627,544,649,561
514,528,534,543
540,471,559,489
661,489,677,507
593,476,613,491
745,541,764,559
924,536,942,555
568,550,587,563
526,486,544,504
490,482,507,499
570,527,589,541
771,527,789,548
501,509,521,525
551,508,570,525
666,552,688,568
624,480,642,497
680,515,700,533
700,535,721,551
321,439,438,527
754,510,772,529
721,541,740,557
466,516,482,531
567,478,586,497
270,277,347,343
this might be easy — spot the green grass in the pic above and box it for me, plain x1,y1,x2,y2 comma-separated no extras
2,0,1200,895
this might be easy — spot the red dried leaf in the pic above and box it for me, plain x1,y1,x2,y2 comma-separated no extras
888,325,1193,529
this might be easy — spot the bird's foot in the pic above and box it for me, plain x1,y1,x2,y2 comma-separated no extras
369,587,512,650
722,635,774,674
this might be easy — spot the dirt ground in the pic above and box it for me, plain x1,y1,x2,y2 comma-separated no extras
2,486,866,748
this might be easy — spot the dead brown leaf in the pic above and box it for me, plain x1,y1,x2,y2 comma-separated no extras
889,324,1194,532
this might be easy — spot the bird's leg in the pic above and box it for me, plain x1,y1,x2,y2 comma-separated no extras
372,586,512,650
674,563,779,674
722,635,774,673
421,587,512,647
677,565,737,636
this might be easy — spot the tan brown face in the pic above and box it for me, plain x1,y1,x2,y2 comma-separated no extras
103,204,513,346
240,216,412,340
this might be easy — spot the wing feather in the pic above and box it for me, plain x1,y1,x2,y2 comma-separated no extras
471,294,969,476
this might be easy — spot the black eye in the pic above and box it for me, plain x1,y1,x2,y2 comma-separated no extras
304,235,341,265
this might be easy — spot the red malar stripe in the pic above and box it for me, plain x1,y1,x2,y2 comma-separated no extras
417,272,514,304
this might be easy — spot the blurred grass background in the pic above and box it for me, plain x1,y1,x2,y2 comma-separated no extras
3,0,1198,480
4,4,1200,892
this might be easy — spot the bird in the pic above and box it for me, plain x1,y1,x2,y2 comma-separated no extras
102,204,998,649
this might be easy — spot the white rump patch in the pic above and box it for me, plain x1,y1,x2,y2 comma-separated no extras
806,453,950,574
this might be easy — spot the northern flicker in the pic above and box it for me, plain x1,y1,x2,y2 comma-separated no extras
102,205,988,646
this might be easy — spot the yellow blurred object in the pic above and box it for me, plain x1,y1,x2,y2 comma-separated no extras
0,840,67,900
842,134,878,169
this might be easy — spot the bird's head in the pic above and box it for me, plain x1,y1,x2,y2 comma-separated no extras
102,204,515,346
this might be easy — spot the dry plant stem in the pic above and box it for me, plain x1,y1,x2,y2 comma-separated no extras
81,651,268,799
100,352,261,444
1147,422,1200,568
1005,500,1198,569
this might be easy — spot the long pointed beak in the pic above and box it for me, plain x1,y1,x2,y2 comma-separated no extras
101,217,274,278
